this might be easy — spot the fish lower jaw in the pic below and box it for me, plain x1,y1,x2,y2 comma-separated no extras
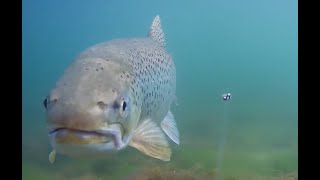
94,124,127,150
48,124,126,151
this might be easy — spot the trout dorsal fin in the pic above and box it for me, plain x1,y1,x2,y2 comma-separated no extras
148,15,166,48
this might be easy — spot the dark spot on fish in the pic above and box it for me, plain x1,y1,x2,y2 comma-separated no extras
113,102,120,109
96,68,99,71
85,68,89,71
100,67,104,70
127,74,129,78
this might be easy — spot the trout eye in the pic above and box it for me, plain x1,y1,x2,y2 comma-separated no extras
43,95,57,109
43,98,48,109
122,101,127,111
119,96,129,118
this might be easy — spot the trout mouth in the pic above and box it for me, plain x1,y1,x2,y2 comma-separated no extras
49,124,124,148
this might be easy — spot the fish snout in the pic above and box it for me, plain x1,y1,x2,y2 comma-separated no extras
46,103,107,133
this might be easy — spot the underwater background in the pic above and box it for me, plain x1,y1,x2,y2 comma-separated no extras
22,0,298,179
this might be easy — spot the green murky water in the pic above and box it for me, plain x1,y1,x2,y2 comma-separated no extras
23,0,297,179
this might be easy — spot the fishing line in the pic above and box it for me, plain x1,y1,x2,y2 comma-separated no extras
215,92,232,180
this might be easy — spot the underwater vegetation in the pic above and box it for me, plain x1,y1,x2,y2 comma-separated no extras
123,165,297,180
23,161,297,180
22,140,297,180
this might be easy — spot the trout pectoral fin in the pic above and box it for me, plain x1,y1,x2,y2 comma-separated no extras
161,111,180,145
129,118,171,161
49,149,56,163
